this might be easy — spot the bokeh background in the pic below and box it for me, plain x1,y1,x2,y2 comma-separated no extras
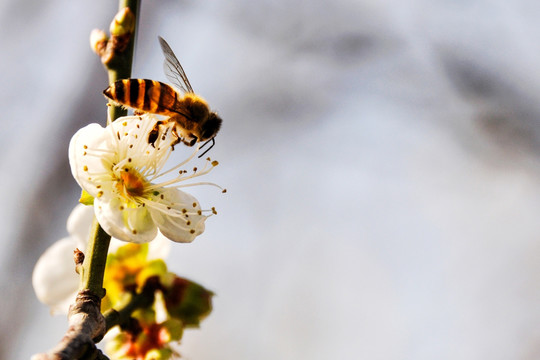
1,0,540,359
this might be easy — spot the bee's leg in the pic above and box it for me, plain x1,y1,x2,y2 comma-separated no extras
169,127,182,151
148,120,165,147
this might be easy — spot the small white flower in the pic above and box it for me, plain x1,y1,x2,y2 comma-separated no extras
69,114,219,243
32,204,171,315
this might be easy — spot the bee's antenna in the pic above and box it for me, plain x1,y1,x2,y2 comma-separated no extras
198,138,216,158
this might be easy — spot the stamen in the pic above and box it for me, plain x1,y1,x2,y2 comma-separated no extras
175,181,225,192
150,144,201,181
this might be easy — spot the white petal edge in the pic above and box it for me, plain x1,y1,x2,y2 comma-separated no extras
68,123,108,196
66,203,95,249
149,188,207,243
32,237,80,315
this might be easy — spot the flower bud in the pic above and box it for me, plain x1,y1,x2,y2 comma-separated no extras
110,7,135,36
144,348,173,360
163,276,213,327
89,29,108,55
161,319,183,341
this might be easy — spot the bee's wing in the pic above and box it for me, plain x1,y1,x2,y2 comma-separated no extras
158,36,195,94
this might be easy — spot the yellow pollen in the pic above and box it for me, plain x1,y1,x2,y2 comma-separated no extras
211,160,219,167
119,170,146,197
83,165,88,171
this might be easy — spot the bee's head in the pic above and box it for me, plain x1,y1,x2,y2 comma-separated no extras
201,111,222,140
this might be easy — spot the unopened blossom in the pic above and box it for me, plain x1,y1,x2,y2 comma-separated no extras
32,204,170,315
69,114,220,243
106,310,183,360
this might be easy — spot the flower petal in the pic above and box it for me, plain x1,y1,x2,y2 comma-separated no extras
95,197,157,243
147,231,171,260
32,237,80,315
149,188,206,243
66,203,95,248
69,123,109,197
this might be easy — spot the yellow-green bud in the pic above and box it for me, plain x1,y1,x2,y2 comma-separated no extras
144,348,173,360
162,318,183,341
110,7,135,36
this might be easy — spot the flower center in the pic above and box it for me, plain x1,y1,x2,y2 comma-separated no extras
119,169,146,197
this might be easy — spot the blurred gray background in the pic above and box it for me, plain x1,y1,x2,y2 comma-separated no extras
1,0,539,359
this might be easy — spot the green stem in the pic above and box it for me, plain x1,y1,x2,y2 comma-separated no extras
80,219,111,298
80,0,140,297
107,0,140,123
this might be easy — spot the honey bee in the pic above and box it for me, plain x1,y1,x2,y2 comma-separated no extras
103,36,222,154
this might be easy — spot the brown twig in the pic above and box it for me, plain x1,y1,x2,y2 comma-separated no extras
31,291,108,360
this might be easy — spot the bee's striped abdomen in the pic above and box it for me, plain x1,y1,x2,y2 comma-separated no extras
104,79,179,116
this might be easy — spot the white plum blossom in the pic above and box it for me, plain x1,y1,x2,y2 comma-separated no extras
69,114,220,243
32,204,171,315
